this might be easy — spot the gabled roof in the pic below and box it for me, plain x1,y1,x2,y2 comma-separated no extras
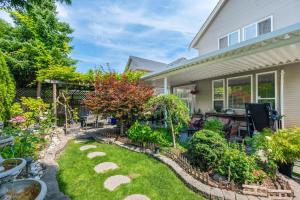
167,57,187,67
189,0,227,49
125,56,167,72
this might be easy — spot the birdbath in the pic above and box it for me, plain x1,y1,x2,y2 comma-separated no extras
0,135,15,173
0,178,47,200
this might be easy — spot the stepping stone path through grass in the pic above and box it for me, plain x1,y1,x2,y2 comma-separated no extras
79,142,150,199
104,175,131,191
94,162,119,173
87,151,106,159
79,145,97,151
124,194,150,200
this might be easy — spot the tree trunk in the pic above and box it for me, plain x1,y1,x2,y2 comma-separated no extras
53,83,57,126
169,115,176,148
36,81,41,99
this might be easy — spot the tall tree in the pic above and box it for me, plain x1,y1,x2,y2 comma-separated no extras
0,0,71,9
0,50,15,121
84,73,153,135
0,0,75,86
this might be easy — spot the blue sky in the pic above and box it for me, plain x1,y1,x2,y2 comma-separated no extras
0,0,219,72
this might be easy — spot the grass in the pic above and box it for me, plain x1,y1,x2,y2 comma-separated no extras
57,140,205,200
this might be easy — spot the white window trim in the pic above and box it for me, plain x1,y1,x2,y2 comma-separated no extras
212,79,225,110
242,15,273,41
218,29,240,49
256,71,277,109
227,75,253,110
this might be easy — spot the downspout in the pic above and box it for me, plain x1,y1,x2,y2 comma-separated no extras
280,70,285,129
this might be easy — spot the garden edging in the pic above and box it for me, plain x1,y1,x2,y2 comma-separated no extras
93,134,299,200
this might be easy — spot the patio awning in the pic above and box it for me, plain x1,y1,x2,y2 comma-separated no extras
142,23,300,87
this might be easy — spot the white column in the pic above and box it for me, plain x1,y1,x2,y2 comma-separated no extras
280,70,285,128
163,77,168,94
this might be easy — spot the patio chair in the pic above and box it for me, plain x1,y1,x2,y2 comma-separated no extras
81,114,98,129
187,114,204,136
245,103,272,137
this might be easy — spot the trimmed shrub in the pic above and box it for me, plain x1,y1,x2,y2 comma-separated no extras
218,148,264,184
204,117,224,133
0,51,15,122
128,121,153,145
187,129,227,171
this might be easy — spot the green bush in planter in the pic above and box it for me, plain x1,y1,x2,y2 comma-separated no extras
187,129,227,171
204,117,224,134
218,148,265,184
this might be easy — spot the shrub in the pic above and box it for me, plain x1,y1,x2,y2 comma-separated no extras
0,50,15,122
187,129,227,171
127,121,153,145
218,148,264,184
204,117,224,133
152,128,172,147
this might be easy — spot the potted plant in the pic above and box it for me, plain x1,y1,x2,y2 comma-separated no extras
251,128,300,177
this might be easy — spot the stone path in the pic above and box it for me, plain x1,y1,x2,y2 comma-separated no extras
87,151,106,159
74,139,89,144
124,194,150,200
79,145,97,151
104,175,131,191
94,162,119,173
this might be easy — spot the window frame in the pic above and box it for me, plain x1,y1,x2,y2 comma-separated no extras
218,29,240,49
242,16,273,41
256,71,277,109
212,79,225,110
226,74,253,110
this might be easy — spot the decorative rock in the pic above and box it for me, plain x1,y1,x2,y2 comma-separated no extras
79,145,96,151
104,175,131,191
94,162,118,173
87,152,106,159
235,194,249,200
124,194,150,200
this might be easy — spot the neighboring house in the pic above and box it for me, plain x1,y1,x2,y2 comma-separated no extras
142,0,300,128
125,56,167,73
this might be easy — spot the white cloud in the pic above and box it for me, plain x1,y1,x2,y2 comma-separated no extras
0,10,14,25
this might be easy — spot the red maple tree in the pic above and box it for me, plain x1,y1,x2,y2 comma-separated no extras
84,73,153,133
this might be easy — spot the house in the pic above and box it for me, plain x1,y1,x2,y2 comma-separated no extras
142,0,300,128
125,56,167,73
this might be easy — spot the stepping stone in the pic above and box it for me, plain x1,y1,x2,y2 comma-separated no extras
75,139,89,144
79,145,96,151
104,175,131,191
94,162,118,173
87,151,106,159
124,194,150,200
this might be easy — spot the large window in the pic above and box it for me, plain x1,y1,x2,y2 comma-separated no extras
219,30,240,49
243,16,272,41
256,72,277,108
212,79,225,112
173,87,195,115
227,75,252,109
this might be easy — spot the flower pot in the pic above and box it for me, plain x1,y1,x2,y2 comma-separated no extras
155,147,160,154
277,162,294,177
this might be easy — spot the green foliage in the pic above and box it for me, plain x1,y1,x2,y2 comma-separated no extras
0,0,75,86
204,117,224,133
0,0,71,9
0,50,15,121
187,129,227,171
10,97,53,129
218,148,264,184
127,122,171,146
146,94,190,147
1,127,46,159
250,128,300,164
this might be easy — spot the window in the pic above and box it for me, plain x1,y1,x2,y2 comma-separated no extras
258,18,272,35
244,24,256,40
212,79,225,112
228,31,239,46
173,87,195,115
219,36,228,49
243,16,272,41
227,75,252,109
219,30,239,49
256,72,277,109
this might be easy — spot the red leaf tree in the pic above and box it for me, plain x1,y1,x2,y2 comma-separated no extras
84,73,153,134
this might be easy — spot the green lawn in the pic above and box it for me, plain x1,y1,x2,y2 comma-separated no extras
57,140,205,200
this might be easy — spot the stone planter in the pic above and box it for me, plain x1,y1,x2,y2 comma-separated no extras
0,158,27,184
0,178,47,200
0,136,14,148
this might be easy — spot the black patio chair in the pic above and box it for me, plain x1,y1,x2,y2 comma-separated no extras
245,103,272,137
